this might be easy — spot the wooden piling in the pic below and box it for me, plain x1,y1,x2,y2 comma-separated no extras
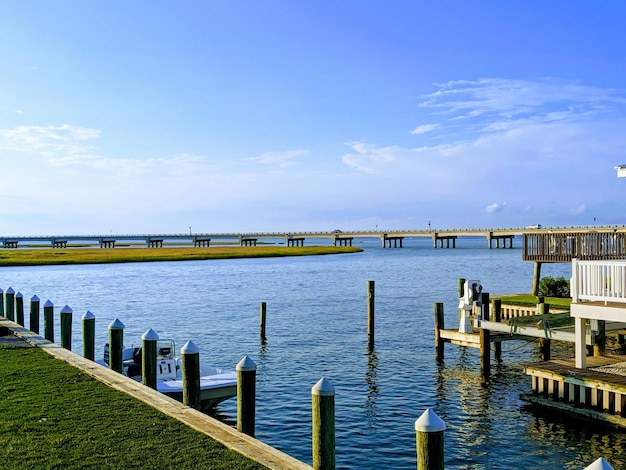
415,408,446,470
15,292,24,326
5,287,15,322
367,280,375,349
43,300,54,342
142,328,158,389
29,295,40,334
434,303,444,361
82,311,95,361
594,320,606,357
0,288,4,317
60,305,73,350
181,340,201,409
312,377,335,470
538,302,551,360
260,301,267,341
492,299,502,359
531,262,542,296
480,295,490,375
108,319,125,374
237,355,257,437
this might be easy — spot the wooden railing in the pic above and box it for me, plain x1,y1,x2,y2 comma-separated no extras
571,259,626,303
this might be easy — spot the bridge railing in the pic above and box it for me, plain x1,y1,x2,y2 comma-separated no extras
571,258,626,304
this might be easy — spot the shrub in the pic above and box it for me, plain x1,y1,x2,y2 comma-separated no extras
538,276,570,298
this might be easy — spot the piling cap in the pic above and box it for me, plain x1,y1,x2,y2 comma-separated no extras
60,305,72,314
82,310,95,320
31,295,39,302
415,408,446,433
236,355,257,372
16,292,23,298
584,457,614,470
141,328,159,341
6,287,14,294
181,340,200,355
43,300,54,307
312,377,335,396
108,318,125,330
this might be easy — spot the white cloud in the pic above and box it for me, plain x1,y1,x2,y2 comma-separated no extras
410,123,439,135
244,149,308,167
485,202,506,214
14,110,24,115
570,204,587,215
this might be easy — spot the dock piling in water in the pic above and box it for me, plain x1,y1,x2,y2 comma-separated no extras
29,295,40,334
236,355,257,437
415,408,445,470
434,303,444,361
108,319,125,374
82,311,95,361
312,377,335,470
260,301,267,341
5,287,15,322
15,292,24,326
367,280,375,349
43,300,54,342
60,305,73,350
181,340,201,409
142,328,158,389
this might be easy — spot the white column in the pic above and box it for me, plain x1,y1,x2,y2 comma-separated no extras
575,316,587,369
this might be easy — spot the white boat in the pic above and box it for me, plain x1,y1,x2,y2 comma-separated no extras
99,339,237,411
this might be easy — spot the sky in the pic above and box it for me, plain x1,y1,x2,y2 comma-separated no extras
1,1,626,235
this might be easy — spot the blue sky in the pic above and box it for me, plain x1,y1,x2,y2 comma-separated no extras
1,1,626,235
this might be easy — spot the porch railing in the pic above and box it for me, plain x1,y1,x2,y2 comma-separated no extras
571,258,626,303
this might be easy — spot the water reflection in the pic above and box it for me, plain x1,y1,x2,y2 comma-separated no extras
364,346,379,428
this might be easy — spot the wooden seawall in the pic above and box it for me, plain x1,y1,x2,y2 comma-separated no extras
0,317,313,470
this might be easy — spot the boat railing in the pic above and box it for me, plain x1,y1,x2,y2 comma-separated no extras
571,258,626,303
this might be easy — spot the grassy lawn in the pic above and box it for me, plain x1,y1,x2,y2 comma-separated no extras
0,246,362,267
492,294,571,310
0,345,266,469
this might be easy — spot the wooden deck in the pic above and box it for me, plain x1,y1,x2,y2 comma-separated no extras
522,355,626,428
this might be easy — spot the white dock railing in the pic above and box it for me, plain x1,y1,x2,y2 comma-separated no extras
571,258,626,303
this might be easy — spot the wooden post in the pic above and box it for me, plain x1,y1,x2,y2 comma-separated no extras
312,377,335,470
367,280,375,349
181,340,201,409
260,301,267,341
5,287,15,322
531,262,542,296
492,299,502,359
142,328,158,389
594,320,606,357
60,305,73,350
539,302,551,360
43,300,54,342
108,319,125,374
29,295,40,334
237,355,257,437
415,408,446,470
82,311,95,361
15,292,24,326
0,288,4,317
434,303,444,361
480,294,490,376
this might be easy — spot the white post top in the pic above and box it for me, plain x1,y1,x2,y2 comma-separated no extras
181,340,200,355
108,318,125,330
141,328,159,341
44,300,54,308
415,408,446,433
82,310,95,321
312,377,335,396
6,287,14,294
236,355,257,372
60,305,72,314
31,295,39,302
584,457,614,470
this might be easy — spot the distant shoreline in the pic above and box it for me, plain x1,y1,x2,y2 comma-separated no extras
0,246,363,267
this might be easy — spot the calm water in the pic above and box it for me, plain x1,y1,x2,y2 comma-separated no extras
2,237,626,469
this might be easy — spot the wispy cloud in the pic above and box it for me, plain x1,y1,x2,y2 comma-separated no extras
570,204,587,215
410,123,439,135
485,202,506,214
244,149,308,167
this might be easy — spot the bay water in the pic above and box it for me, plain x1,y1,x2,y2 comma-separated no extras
2,237,626,469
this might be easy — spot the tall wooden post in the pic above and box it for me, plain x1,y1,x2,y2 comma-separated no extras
5,287,15,322
260,301,267,341
0,288,4,317
367,280,375,349
82,311,95,361
312,377,335,470
43,300,54,342
15,292,24,326
594,320,606,357
531,262,542,296
142,328,158,389
60,305,73,350
108,319,125,374
480,293,490,376
30,295,40,334
538,302,551,360
415,408,446,470
237,355,257,437
434,303,444,361
492,299,502,360
181,340,201,409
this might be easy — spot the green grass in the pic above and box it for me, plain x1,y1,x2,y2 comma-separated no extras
0,346,266,469
0,246,362,266
492,294,571,310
